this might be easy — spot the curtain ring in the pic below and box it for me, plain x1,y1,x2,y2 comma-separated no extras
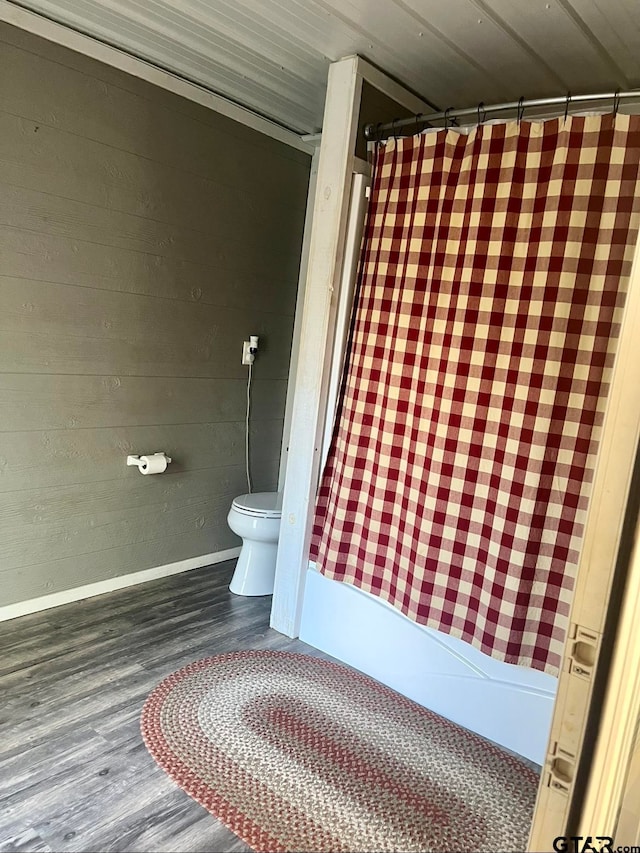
414,112,423,136
477,101,486,125
391,117,400,139
517,96,525,125
374,122,382,144
444,107,453,130
564,91,572,123
613,89,621,116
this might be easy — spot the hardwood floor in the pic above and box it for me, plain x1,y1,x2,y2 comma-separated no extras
0,561,329,853
0,560,540,853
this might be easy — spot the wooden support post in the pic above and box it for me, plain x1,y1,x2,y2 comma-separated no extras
270,57,363,636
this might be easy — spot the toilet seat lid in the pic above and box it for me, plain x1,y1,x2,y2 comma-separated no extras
232,492,283,518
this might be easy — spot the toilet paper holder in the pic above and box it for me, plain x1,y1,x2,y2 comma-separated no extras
126,452,172,474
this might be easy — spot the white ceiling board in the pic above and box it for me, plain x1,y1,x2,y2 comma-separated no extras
567,0,640,81
16,0,324,130
315,0,513,105
8,0,640,135
482,0,628,90
395,0,567,97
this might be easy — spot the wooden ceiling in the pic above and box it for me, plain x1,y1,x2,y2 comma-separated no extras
13,0,640,134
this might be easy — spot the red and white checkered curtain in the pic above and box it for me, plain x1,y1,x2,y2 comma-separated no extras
311,114,640,675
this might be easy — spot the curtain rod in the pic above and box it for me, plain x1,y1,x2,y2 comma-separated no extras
363,90,640,141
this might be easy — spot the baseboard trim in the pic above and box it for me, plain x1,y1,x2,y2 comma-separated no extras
0,547,241,623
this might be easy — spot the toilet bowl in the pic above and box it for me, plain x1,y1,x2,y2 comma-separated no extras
227,492,282,596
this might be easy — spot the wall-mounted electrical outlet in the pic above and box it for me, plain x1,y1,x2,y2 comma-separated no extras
242,341,254,365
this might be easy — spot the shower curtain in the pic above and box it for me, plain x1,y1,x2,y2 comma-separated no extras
310,114,640,675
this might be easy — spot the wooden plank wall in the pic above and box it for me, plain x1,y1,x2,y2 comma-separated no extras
0,22,310,606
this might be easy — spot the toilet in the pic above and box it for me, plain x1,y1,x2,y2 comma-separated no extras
227,492,283,596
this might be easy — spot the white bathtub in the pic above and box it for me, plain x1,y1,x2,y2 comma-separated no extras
299,565,556,764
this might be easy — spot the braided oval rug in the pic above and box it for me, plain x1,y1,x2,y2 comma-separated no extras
141,650,538,852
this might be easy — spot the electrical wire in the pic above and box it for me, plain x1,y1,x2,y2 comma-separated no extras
245,361,252,494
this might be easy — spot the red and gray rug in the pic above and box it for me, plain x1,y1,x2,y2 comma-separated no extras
141,650,538,852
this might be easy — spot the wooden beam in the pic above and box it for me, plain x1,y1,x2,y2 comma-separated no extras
354,56,437,116
270,57,363,636
575,235,640,838
270,55,433,637
320,169,370,468
278,147,320,490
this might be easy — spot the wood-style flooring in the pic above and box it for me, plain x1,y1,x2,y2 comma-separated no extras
0,561,330,853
